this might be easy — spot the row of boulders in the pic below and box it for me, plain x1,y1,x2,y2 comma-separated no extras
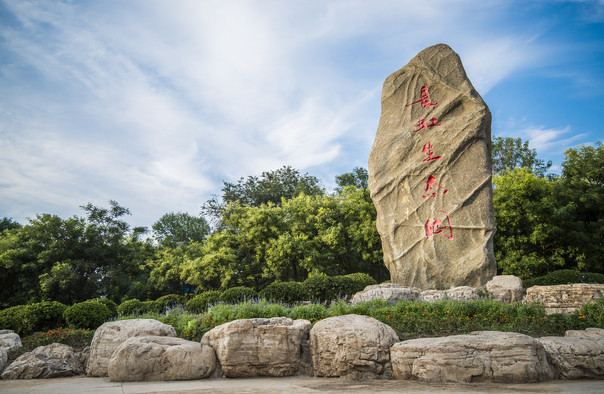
352,276,604,315
2,316,603,383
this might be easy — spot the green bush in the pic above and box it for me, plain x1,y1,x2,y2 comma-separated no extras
344,272,377,293
290,303,327,322
524,269,604,288
0,305,27,334
155,294,186,310
330,275,356,298
21,301,68,335
117,299,145,316
220,286,258,304
88,298,118,318
260,281,304,304
303,275,336,302
63,301,112,329
141,300,162,314
185,290,221,313
578,297,604,327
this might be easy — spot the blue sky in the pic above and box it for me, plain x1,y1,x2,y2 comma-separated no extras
1,0,603,229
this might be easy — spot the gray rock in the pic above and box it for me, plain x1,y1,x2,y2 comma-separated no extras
0,347,6,372
391,331,555,383
1,343,86,379
524,284,604,315
538,328,604,379
485,275,524,303
201,317,311,378
108,336,216,381
310,314,399,379
351,283,421,304
0,330,22,353
86,318,176,377
419,286,480,302
368,43,496,290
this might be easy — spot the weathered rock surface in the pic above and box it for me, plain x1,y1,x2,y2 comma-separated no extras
419,286,480,302
538,328,604,379
485,275,524,303
201,317,311,378
0,330,22,353
310,314,399,379
368,43,496,290
86,319,176,377
0,347,7,372
391,331,554,383
351,283,421,304
108,336,216,381
1,343,87,379
524,284,604,315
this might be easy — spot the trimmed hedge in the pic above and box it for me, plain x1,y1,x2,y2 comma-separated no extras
0,305,27,334
22,301,68,334
343,272,377,293
88,298,118,318
63,301,112,329
117,299,145,316
220,286,258,304
524,269,604,288
260,282,304,304
185,290,221,313
155,294,186,310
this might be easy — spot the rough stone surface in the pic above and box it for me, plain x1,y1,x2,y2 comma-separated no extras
351,283,421,304
485,275,524,303
201,317,311,378
538,328,604,379
310,314,399,380
1,343,87,379
524,284,604,315
391,331,555,383
86,318,176,377
108,336,215,381
0,330,22,353
368,43,496,290
419,286,480,302
0,347,7,372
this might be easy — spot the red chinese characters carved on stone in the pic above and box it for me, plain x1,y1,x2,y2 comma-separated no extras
412,117,441,133
425,211,454,240
423,175,448,199
422,142,441,162
405,86,439,109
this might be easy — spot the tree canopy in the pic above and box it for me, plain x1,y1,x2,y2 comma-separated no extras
492,136,552,177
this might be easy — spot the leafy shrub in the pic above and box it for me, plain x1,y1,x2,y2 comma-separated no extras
524,269,604,288
260,281,304,304
186,290,221,313
88,298,118,318
330,275,356,298
155,294,186,310
117,299,145,316
290,303,327,322
0,305,27,333
303,275,336,302
578,297,604,327
220,286,258,304
21,327,94,351
344,272,377,293
21,301,68,335
63,301,112,329
141,300,162,314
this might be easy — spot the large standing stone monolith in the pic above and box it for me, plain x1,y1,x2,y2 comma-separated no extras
368,44,496,290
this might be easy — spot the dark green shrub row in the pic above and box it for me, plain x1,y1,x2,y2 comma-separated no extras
524,269,604,288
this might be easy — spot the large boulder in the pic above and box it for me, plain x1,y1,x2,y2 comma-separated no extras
108,336,216,381
201,317,311,377
538,328,604,379
391,331,555,383
419,286,480,302
485,275,524,303
368,43,496,290
524,284,604,315
0,347,6,372
0,329,22,353
351,283,421,304
86,318,176,377
1,343,87,379
310,314,399,379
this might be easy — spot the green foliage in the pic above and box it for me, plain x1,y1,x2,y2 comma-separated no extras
20,328,94,352
117,299,145,316
303,275,335,302
155,294,186,310
152,212,210,247
0,217,21,232
330,275,356,298
185,290,221,313
335,167,368,194
141,300,162,314
290,303,328,322
87,298,118,318
21,301,68,335
0,305,27,333
63,300,112,329
523,269,604,288
492,136,552,176
220,286,259,303
577,298,604,327
344,272,377,293
260,281,305,304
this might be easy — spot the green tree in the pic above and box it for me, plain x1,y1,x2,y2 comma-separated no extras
0,217,21,232
152,212,210,247
492,137,552,176
335,167,368,193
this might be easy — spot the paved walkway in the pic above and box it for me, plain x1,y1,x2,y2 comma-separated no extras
1,376,603,393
